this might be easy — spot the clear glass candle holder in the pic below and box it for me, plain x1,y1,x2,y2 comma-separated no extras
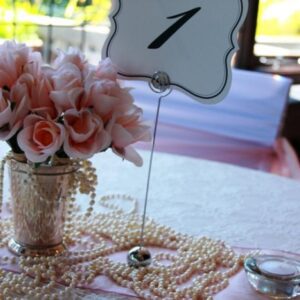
244,254,300,299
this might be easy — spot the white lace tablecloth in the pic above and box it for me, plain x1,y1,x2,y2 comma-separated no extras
91,149,300,253
1,147,300,299
3,144,298,253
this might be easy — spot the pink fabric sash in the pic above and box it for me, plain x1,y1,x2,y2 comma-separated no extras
137,123,300,179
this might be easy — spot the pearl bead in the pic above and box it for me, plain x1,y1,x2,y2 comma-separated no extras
0,156,243,299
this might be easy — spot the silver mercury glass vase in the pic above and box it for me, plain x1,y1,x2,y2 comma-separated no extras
7,156,78,256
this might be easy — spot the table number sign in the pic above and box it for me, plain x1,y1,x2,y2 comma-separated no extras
102,0,248,103
102,0,248,268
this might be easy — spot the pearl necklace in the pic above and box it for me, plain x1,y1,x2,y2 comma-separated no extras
0,157,245,300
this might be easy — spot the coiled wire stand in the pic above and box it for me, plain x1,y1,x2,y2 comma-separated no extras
127,71,172,267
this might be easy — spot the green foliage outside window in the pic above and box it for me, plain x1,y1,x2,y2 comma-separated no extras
0,0,110,43
256,0,300,36
64,0,110,24
0,0,40,42
38,0,69,18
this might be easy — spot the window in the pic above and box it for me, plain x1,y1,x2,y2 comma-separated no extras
235,0,300,83
0,0,110,63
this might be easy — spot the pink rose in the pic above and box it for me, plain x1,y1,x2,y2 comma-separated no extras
17,70,58,119
0,41,42,89
108,106,151,166
82,64,97,92
89,80,135,123
0,90,14,139
22,57,41,79
63,109,111,159
0,85,30,141
50,63,85,111
94,58,118,81
52,48,87,71
17,115,65,163
31,78,58,119
83,59,120,107
87,80,119,120
87,77,151,166
0,42,151,166
82,59,117,92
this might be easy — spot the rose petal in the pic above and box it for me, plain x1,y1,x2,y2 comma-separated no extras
111,124,135,148
112,145,143,167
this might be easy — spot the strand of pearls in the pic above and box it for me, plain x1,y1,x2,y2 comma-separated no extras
0,157,245,300
0,154,6,222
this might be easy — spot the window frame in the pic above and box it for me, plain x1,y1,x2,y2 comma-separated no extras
235,0,300,83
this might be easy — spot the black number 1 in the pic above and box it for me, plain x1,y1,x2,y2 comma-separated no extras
148,7,201,49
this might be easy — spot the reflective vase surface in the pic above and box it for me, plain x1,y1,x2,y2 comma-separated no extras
7,157,77,256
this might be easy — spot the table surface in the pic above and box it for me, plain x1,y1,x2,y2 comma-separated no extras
1,146,300,299
91,149,300,253
89,149,300,299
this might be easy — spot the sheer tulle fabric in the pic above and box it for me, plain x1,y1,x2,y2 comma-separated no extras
129,69,300,179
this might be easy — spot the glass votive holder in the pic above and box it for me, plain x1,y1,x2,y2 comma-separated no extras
244,254,300,299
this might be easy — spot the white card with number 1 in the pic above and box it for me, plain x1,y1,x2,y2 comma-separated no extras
102,0,248,104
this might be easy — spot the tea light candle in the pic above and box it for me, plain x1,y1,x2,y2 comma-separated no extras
258,259,297,277
245,254,300,299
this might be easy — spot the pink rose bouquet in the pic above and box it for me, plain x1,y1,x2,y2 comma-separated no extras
0,41,151,166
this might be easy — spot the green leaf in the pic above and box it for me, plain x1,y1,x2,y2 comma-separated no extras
33,162,42,169
7,133,24,154
10,102,16,111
